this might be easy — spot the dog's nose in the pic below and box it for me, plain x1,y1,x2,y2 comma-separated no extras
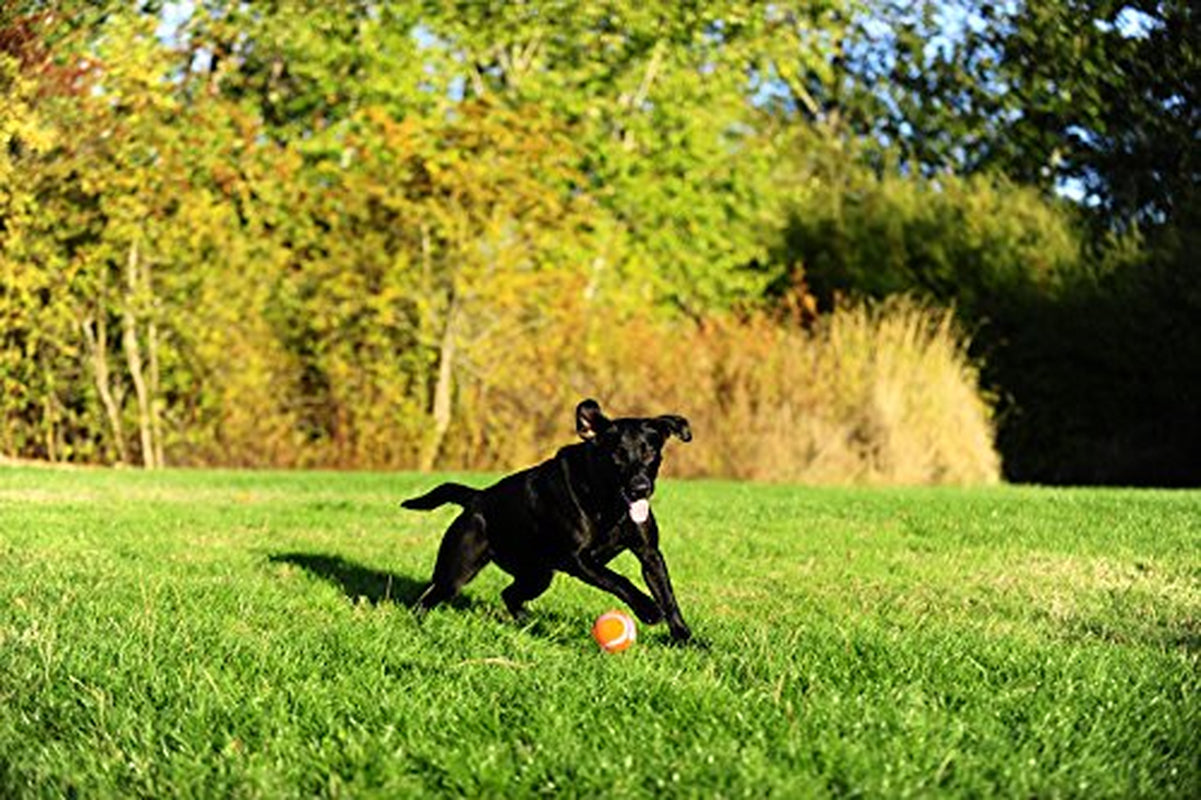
629,475,652,498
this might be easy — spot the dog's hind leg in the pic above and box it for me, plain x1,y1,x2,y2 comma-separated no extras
500,570,553,620
414,513,491,615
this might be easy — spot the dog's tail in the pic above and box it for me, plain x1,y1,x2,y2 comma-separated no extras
400,482,478,511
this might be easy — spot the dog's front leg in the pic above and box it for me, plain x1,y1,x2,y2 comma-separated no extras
637,547,691,642
565,556,664,626
629,515,691,642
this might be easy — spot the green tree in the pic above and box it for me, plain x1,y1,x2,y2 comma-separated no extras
1,4,105,461
843,1,1199,231
181,0,430,138
789,0,1201,484
418,1,856,313
266,100,596,468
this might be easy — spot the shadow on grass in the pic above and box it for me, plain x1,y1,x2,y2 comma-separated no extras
268,552,710,648
269,551,469,611
1067,615,1201,654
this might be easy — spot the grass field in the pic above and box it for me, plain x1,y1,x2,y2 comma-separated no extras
1,467,1197,798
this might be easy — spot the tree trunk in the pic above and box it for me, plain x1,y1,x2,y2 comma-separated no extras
420,293,458,471
80,284,129,466
147,282,165,468
121,240,158,469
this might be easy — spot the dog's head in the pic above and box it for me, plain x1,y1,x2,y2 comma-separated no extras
575,398,691,522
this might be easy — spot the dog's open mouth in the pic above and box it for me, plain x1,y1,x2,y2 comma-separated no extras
628,498,650,524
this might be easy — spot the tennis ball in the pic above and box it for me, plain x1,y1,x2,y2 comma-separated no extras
592,609,637,653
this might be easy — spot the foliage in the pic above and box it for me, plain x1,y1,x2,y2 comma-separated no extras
773,135,1083,314
415,1,821,312
5,0,917,479
1,1,1194,484
845,0,1200,232
988,229,1201,485
1,468,1198,795
771,129,1200,484
430,296,998,485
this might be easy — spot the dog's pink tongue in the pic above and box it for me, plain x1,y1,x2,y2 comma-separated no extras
629,498,650,524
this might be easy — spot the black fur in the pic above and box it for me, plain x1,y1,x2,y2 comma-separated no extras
401,399,693,642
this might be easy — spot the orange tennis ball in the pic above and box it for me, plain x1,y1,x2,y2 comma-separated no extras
592,609,637,653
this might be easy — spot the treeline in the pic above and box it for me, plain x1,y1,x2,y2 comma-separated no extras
1,2,1196,484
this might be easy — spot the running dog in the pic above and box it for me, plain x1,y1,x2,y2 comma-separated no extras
401,399,693,642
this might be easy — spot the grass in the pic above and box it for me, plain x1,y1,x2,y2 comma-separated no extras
1,467,1197,798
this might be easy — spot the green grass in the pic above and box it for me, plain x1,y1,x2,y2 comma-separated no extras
1,468,1197,798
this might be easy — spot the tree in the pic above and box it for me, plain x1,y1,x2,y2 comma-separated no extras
180,0,430,138
1,4,104,461
840,0,1199,232
418,1,857,313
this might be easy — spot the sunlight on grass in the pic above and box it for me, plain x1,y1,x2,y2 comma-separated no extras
1,469,1197,797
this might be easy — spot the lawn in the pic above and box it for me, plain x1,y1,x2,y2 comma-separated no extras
1,467,1197,797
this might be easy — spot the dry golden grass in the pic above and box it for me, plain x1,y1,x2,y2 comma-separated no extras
449,297,999,485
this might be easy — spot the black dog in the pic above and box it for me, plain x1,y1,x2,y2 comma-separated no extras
401,399,693,642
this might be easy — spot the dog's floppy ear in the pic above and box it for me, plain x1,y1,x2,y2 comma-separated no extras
654,414,692,443
576,399,611,440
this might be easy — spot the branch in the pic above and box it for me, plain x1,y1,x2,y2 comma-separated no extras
628,40,666,112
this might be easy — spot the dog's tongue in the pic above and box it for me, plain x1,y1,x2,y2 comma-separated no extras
628,498,650,524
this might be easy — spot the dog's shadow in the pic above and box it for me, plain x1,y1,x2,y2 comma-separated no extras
268,552,708,648
269,552,472,611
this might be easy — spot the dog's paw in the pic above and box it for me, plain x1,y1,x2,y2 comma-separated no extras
501,593,530,622
668,623,693,644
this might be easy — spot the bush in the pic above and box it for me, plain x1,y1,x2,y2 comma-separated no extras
772,146,1083,318
439,298,999,485
991,222,1201,485
768,141,1201,484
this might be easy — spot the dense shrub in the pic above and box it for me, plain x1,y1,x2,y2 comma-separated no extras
991,226,1201,485
439,298,999,485
774,145,1201,484
772,143,1083,316
1,17,1003,484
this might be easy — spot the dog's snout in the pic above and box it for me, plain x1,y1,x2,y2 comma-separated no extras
629,474,653,498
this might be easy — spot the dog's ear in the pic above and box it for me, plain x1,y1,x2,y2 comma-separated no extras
576,399,611,440
653,414,692,443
